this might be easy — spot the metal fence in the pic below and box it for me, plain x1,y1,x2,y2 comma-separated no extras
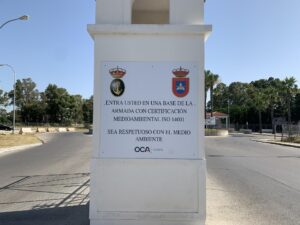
210,123,273,132
282,124,300,138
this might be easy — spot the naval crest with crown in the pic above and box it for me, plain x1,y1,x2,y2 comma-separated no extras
109,67,126,97
172,67,190,97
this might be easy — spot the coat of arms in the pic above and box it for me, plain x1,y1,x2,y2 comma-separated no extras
109,67,126,97
172,67,189,97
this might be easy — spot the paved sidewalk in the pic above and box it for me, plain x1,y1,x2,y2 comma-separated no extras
252,138,300,148
231,132,300,149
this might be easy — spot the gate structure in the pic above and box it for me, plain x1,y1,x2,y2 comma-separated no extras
88,1,212,224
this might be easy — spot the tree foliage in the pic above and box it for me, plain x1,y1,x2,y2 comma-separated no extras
0,88,9,124
205,70,219,117
0,78,93,126
209,76,299,131
8,78,39,123
82,96,93,124
0,88,9,107
1,73,299,130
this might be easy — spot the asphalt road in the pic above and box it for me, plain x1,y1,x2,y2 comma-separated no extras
206,134,300,225
0,132,92,225
1,133,300,225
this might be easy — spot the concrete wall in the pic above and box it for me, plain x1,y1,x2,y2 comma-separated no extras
88,25,209,159
170,0,204,24
132,11,169,24
88,24,210,225
96,0,132,24
96,0,204,25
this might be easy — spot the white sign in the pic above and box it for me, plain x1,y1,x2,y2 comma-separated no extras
205,117,216,126
100,62,200,159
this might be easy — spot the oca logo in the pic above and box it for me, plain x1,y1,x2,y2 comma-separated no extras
134,146,151,153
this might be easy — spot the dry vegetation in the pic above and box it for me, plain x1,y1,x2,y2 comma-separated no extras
282,136,300,144
0,134,41,148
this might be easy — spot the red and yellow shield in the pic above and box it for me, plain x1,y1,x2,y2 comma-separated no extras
172,78,189,97
172,67,190,98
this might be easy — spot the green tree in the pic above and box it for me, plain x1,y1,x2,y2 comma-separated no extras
45,84,71,124
204,75,299,131
265,78,282,133
44,84,85,125
292,92,300,122
0,88,8,106
204,70,210,118
212,83,229,111
281,77,298,136
0,88,9,124
228,82,250,106
0,109,9,124
228,82,251,126
37,92,48,123
82,96,93,124
9,78,39,123
69,95,84,124
205,70,219,117
248,85,269,133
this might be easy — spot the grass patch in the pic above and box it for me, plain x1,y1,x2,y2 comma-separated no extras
0,134,41,148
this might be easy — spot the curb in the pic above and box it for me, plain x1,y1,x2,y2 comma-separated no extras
252,139,300,149
0,143,43,155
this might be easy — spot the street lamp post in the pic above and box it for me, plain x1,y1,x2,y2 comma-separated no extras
0,64,16,133
1,15,28,133
0,15,29,30
228,98,230,129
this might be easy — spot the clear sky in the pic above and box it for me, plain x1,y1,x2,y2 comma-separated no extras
1,0,299,99
0,0,95,98
205,0,300,86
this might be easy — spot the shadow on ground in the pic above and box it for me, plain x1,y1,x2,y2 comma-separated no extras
0,173,90,225
0,204,89,225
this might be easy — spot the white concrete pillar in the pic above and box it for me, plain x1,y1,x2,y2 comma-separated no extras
96,0,133,24
88,1,211,225
170,0,204,24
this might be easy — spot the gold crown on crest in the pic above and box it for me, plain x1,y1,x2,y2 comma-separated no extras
172,67,189,78
109,67,126,79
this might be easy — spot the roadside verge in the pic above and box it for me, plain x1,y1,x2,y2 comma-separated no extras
0,134,43,155
252,139,300,148
0,143,43,155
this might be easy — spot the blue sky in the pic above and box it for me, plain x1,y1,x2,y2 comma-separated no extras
1,0,299,99
205,0,300,86
0,0,95,98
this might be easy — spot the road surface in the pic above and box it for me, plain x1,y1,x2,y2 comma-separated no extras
0,132,91,225
206,134,300,225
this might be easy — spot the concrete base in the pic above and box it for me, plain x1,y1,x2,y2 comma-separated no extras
205,129,229,136
19,127,33,134
240,129,252,134
90,159,206,225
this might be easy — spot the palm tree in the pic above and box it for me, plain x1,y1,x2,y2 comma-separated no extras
205,70,219,117
204,70,210,119
265,78,281,133
266,86,278,133
247,84,269,133
256,92,269,133
281,77,298,136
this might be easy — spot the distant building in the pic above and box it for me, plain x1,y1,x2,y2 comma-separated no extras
206,111,229,129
